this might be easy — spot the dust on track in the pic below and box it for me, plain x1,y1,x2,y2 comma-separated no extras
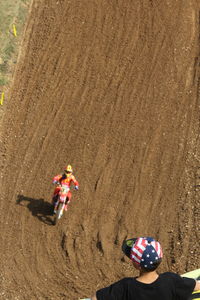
0,0,199,299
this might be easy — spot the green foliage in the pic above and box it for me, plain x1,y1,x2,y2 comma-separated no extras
4,43,15,60
0,78,8,86
0,0,31,87
0,62,8,73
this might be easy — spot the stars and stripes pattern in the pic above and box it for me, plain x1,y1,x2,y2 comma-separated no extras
130,237,163,269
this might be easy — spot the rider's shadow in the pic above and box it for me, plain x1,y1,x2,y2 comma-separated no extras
16,194,54,225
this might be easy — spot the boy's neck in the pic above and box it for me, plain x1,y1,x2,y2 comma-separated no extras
136,270,159,284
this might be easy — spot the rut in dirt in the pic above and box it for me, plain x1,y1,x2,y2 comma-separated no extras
0,1,199,299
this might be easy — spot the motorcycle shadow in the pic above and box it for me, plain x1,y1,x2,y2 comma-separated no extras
16,194,54,225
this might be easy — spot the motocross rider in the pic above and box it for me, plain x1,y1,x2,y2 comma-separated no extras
52,165,79,212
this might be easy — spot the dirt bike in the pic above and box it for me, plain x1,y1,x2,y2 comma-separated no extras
53,184,70,225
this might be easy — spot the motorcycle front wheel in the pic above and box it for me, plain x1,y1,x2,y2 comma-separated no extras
54,202,64,225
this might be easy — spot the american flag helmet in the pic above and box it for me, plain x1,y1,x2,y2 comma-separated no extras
122,237,163,270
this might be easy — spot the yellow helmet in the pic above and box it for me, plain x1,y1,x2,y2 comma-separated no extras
65,165,73,173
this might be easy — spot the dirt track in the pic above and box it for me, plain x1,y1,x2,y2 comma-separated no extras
0,0,200,299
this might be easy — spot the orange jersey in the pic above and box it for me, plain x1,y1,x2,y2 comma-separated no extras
53,173,79,188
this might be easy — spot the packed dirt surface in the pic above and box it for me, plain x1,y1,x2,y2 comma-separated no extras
0,0,200,299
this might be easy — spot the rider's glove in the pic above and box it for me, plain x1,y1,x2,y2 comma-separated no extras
75,186,79,190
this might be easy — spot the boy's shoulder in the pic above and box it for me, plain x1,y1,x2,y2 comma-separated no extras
116,273,178,284
159,272,181,280
160,272,178,276
159,272,195,286
109,277,135,287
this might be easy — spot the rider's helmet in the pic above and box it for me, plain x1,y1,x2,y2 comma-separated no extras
65,165,73,175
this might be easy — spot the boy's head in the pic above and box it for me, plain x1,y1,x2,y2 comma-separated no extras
122,237,163,272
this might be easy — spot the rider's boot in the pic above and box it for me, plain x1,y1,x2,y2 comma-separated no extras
54,201,59,214
52,194,58,205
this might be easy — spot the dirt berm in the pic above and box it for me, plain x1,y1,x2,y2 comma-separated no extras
0,1,199,299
